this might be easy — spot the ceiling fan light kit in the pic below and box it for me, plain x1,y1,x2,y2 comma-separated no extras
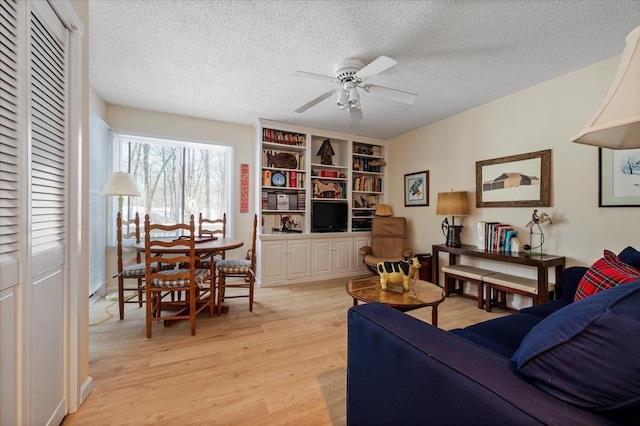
293,55,417,121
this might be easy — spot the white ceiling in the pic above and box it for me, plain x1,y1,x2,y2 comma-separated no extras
89,1,640,140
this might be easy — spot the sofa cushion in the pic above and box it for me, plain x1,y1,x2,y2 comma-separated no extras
519,298,572,319
619,246,640,270
574,250,640,302
450,313,543,358
512,281,640,416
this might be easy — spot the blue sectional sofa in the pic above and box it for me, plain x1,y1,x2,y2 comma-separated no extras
347,250,640,425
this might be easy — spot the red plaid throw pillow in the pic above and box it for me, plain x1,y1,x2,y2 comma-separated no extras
574,250,640,302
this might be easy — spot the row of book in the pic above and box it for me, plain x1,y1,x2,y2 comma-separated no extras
262,128,306,146
352,157,382,173
261,214,304,234
261,150,305,170
353,176,382,192
477,221,519,253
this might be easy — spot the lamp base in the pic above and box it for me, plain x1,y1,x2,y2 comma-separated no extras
445,225,464,247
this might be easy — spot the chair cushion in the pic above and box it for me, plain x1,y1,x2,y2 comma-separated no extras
574,250,640,301
122,262,159,277
512,281,640,416
150,268,210,288
619,246,640,270
217,258,251,274
198,254,223,269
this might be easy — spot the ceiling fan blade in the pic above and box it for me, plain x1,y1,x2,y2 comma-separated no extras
364,84,417,104
294,90,335,113
354,56,397,81
291,71,337,83
350,107,363,121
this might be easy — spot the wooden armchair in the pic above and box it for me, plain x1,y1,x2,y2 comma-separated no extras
358,217,413,271
143,214,214,337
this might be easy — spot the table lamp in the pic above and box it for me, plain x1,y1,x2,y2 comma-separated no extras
101,171,141,214
374,204,393,217
436,191,469,247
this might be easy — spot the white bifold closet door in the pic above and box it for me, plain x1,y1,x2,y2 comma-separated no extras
28,1,69,424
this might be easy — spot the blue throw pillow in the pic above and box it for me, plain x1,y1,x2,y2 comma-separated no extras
620,246,640,270
512,280,640,415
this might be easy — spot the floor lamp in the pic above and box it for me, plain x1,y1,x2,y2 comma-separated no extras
100,171,141,215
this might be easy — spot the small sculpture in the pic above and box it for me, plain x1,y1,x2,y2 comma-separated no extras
314,180,339,198
376,258,421,291
525,209,552,230
317,139,334,165
524,209,552,252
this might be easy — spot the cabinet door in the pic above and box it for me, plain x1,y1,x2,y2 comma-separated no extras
261,241,287,283
333,238,354,274
311,239,332,276
287,240,310,280
353,236,371,273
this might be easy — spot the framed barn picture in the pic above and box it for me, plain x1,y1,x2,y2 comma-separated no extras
476,150,551,208
404,170,429,206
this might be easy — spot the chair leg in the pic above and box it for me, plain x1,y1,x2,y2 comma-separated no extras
217,273,225,316
137,277,144,307
249,276,254,312
146,287,153,338
190,288,197,336
118,276,125,320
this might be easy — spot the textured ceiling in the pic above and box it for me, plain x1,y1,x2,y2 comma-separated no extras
89,1,640,140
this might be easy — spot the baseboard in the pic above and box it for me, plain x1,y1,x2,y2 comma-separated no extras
80,376,94,405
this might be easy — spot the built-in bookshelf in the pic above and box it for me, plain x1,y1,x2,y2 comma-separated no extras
351,141,385,232
260,126,307,234
256,120,386,235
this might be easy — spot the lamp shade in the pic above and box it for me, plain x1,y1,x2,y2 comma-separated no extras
374,204,393,217
572,25,640,149
436,191,469,216
101,172,141,197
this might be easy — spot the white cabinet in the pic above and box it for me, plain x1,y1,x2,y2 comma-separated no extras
259,239,310,284
311,237,354,276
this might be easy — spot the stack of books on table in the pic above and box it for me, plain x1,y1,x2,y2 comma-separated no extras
476,221,518,253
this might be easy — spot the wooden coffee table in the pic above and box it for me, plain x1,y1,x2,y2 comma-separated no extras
347,276,446,327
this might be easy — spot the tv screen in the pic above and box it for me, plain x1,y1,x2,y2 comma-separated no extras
312,201,348,232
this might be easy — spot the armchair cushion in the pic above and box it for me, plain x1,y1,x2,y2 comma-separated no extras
512,280,640,417
363,217,411,267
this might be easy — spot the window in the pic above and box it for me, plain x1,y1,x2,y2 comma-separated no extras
113,133,233,235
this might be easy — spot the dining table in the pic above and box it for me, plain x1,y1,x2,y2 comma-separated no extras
132,236,244,315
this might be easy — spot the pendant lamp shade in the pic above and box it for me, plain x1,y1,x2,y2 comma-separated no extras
572,25,640,149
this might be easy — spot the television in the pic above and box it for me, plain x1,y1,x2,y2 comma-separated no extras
311,201,348,232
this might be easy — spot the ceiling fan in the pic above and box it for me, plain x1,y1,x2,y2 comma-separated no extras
292,55,417,121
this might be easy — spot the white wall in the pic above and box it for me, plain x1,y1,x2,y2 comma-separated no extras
387,55,639,292
103,105,255,291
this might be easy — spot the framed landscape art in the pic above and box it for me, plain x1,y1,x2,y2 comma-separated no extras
599,147,640,207
404,170,429,206
476,149,551,208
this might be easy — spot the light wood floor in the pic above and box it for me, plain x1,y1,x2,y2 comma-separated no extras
63,277,507,425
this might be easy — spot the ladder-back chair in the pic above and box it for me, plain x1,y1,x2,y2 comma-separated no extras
144,214,214,337
216,214,257,315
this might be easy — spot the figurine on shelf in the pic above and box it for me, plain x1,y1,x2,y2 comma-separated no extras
281,215,296,232
317,139,334,165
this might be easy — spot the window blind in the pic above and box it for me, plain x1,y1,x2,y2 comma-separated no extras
89,113,108,296
29,9,66,255
0,0,20,288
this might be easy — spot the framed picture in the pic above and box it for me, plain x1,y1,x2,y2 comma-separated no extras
476,149,551,208
599,147,640,207
404,170,429,206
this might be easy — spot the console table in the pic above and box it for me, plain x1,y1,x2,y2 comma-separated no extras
432,244,566,304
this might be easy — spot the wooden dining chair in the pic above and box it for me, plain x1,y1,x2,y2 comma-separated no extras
198,212,227,258
216,214,257,315
116,212,159,320
144,214,215,338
